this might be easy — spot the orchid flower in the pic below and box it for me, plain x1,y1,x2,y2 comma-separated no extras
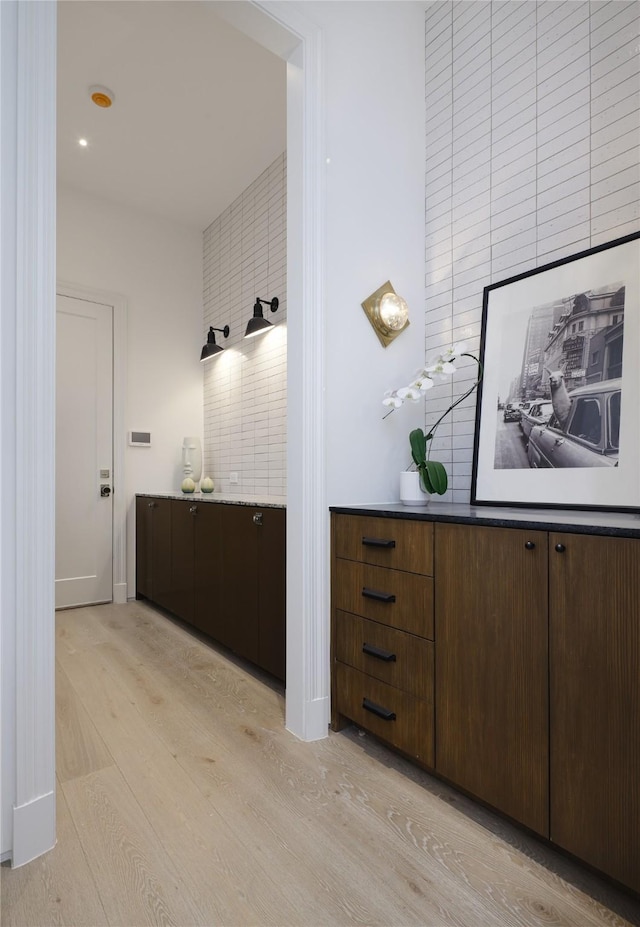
383,342,483,495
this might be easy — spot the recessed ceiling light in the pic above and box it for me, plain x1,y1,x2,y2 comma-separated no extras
89,85,114,108
78,138,88,147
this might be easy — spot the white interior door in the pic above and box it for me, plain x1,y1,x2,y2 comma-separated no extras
56,294,113,608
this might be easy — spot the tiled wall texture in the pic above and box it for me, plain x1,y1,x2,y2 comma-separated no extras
202,152,287,498
424,0,640,502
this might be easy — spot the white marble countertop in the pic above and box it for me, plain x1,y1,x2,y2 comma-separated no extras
136,491,285,509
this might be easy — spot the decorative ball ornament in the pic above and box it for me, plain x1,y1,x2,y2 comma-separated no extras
201,477,214,493
181,477,196,493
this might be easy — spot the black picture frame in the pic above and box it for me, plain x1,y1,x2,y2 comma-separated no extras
471,231,640,512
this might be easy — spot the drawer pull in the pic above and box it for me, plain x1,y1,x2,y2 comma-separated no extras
362,536,396,549
362,587,396,603
362,642,396,662
363,698,396,722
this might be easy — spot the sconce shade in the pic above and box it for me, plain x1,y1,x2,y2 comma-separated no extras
361,281,410,348
200,325,230,361
245,296,279,338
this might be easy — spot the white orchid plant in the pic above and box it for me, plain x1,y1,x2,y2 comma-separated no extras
383,341,482,495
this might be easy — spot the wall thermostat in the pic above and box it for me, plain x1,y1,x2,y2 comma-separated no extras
129,431,151,447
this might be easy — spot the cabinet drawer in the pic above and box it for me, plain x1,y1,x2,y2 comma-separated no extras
333,514,433,575
335,610,433,701
335,663,433,766
334,559,434,639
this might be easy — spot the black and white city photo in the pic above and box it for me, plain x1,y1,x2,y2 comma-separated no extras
471,232,640,511
493,282,624,471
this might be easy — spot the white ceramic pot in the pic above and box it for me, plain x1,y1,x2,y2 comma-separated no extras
399,470,430,506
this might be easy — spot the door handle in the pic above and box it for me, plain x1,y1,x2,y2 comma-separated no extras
100,484,111,497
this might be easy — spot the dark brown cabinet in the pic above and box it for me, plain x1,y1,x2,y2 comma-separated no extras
135,495,173,611
193,502,223,641
435,523,549,837
136,496,285,681
218,504,286,680
331,514,435,767
549,532,640,893
330,510,640,894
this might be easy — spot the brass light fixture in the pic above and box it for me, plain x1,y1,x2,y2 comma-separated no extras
200,325,230,361
361,281,410,348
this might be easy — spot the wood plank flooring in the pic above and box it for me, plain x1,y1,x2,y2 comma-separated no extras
2,601,639,927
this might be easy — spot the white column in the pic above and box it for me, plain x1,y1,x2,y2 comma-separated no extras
1,0,57,866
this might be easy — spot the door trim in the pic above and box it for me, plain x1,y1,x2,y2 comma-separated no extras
57,281,128,604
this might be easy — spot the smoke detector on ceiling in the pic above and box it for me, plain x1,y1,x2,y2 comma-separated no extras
89,85,115,108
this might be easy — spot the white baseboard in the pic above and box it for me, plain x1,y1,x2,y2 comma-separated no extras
286,694,330,743
12,790,56,867
113,583,127,605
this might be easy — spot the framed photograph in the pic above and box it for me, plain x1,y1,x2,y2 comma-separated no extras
471,231,640,511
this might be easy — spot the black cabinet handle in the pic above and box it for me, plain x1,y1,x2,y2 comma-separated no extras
555,543,566,553
362,642,397,662
363,698,396,721
189,505,198,515
362,537,396,549
525,541,535,550
362,587,396,603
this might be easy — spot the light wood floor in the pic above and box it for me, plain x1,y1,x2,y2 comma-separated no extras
2,602,639,927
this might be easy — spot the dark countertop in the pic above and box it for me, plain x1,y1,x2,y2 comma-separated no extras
136,492,285,509
329,501,640,538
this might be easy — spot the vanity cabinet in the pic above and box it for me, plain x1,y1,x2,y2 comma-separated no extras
136,496,285,681
330,509,640,894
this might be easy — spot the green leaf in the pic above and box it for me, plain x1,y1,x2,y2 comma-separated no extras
423,460,448,495
409,428,427,467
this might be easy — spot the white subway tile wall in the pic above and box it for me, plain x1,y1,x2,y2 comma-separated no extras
202,152,287,498
425,0,640,502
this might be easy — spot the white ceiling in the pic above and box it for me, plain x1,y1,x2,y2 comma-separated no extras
57,1,287,231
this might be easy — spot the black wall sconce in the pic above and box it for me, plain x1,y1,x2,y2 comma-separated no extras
245,296,279,339
200,325,230,361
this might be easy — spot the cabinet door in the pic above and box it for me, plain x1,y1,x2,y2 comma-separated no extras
151,498,173,611
220,505,259,664
435,523,549,836
258,507,286,680
194,503,224,641
135,496,152,599
550,532,640,892
169,500,195,623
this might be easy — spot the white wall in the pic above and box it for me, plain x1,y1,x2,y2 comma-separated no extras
203,152,287,498
57,188,203,595
424,0,640,502
299,0,428,507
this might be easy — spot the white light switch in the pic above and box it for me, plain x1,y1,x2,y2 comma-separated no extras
230,472,239,484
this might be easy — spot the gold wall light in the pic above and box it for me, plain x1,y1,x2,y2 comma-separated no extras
361,281,410,348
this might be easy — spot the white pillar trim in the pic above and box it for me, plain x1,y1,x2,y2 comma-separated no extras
56,281,128,604
12,0,57,865
256,1,329,741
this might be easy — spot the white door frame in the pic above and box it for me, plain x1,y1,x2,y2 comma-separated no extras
213,1,329,742
56,281,128,606
2,0,327,865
